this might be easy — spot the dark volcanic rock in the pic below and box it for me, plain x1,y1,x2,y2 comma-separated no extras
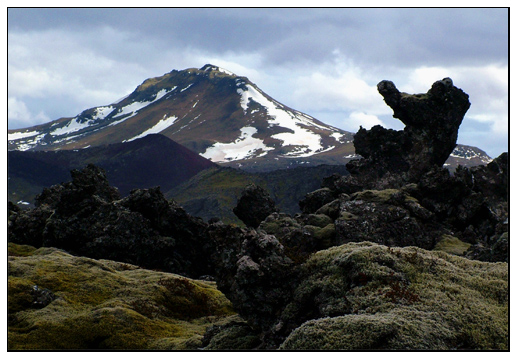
334,189,442,249
299,187,335,214
8,164,211,277
233,184,278,228
208,223,295,342
344,78,470,190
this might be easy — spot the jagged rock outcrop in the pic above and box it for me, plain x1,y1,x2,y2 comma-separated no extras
8,164,211,277
208,223,295,342
233,184,278,228
297,78,507,261
344,78,470,190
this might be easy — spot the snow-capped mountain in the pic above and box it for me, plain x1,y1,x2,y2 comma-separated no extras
8,64,490,170
8,64,355,170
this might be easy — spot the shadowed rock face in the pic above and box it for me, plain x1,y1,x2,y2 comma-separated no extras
233,184,278,228
8,164,212,278
347,78,471,188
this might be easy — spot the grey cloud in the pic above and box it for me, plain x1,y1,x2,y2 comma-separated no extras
8,8,508,157
8,8,508,69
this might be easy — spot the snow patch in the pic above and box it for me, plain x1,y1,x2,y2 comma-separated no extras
92,106,115,120
125,115,179,142
112,88,174,122
13,133,46,151
201,126,274,162
50,118,93,136
237,84,334,157
180,84,193,92
8,130,40,141
330,132,345,143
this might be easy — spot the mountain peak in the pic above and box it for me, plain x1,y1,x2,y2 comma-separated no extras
199,64,236,76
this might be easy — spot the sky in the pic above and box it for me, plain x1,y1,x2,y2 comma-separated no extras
7,7,509,157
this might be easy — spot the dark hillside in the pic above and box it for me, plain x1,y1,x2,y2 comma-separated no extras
168,164,349,223
8,134,217,205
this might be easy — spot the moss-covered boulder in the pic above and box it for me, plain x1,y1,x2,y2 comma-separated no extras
433,234,471,256
278,242,508,350
8,243,234,350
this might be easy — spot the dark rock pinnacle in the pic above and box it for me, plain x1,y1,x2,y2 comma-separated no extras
346,78,471,189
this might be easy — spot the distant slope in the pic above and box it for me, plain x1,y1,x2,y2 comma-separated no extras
167,165,350,223
8,134,217,206
445,145,492,168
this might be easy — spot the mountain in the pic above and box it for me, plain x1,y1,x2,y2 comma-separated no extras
8,65,355,171
8,134,217,206
8,64,491,170
445,145,492,168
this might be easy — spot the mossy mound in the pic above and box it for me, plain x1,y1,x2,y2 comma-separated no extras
279,242,508,350
8,243,234,350
433,234,471,256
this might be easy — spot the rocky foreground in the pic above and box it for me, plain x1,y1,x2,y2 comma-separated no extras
8,78,508,350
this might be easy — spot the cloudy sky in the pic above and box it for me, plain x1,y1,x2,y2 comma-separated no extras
7,7,508,157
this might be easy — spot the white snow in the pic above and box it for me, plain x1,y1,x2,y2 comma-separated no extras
111,88,174,122
50,117,93,136
237,84,333,157
125,115,179,142
13,133,46,151
92,106,115,120
180,84,193,92
218,67,236,76
201,126,274,162
330,132,345,143
8,130,40,141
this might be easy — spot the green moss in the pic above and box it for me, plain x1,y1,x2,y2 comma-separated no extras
202,314,261,350
8,247,235,350
8,243,37,257
280,242,508,350
352,189,418,203
305,214,333,228
433,234,471,256
8,277,35,315
305,224,336,248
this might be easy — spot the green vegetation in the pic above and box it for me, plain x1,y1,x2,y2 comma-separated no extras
433,234,471,256
8,243,235,350
168,165,349,223
280,242,508,350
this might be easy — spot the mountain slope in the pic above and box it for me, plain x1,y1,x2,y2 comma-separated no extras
8,64,491,170
167,164,350,223
8,134,217,206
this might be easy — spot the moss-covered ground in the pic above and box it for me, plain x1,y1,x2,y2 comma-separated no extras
8,243,235,350
280,242,508,350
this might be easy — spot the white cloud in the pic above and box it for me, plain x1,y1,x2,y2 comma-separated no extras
400,64,508,143
345,111,385,130
291,64,388,115
8,97,50,128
